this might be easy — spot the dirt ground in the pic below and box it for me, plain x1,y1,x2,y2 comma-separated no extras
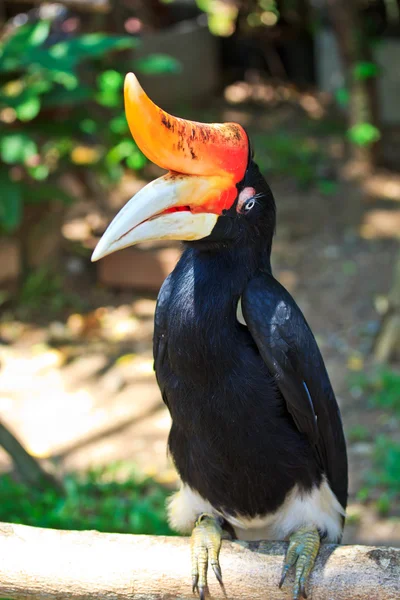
1,99,399,547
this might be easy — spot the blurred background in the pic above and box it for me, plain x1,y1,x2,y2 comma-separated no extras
0,0,399,550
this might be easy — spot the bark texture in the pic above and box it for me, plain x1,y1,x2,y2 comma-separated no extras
328,0,381,170
374,248,400,362
0,522,399,600
0,421,64,493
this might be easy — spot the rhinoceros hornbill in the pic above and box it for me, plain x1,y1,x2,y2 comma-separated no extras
93,73,348,600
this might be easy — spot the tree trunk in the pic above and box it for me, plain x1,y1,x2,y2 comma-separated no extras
0,522,399,600
327,0,381,171
0,420,64,494
374,247,400,362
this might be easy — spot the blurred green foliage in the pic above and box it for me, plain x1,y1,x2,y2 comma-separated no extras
195,0,239,36
357,434,400,515
347,122,381,147
353,61,380,81
0,18,179,234
18,266,86,315
252,131,338,192
351,368,400,415
347,424,370,443
0,463,172,535
163,0,280,36
255,133,318,188
350,368,400,515
199,0,280,36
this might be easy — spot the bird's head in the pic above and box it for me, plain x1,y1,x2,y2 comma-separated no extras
92,73,275,262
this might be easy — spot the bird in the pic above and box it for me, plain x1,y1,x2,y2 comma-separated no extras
92,72,348,600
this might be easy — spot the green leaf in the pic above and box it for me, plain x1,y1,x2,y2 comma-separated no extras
95,89,120,108
80,118,97,134
0,80,52,111
18,47,78,86
50,34,137,62
51,70,79,90
347,123,381,146
26,51,79,87
28,164,49,181
0,134,38,164
97,69,124,91
32,20,51,45
134,54,181,75
0,20,50,62
42,85,93,107
126,152,146,170
15,96,41,121
110,114,129,135
0,170,22,232
353,61,379,80
21,182,74,205
335,87,349,108
106,140,136,165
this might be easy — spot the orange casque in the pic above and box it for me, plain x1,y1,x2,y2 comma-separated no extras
124,73,249,215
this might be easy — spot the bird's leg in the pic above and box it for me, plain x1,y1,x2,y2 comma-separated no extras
190,513,227,600
279,525,320,600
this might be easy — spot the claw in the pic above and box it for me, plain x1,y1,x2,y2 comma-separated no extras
279,526,320,600
190,513,224,599
198,585,206,600
212,563,223,585
279,566,290,589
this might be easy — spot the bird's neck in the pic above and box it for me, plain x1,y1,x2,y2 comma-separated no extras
167,243,270,379
184,240,272,281
177,242,272,310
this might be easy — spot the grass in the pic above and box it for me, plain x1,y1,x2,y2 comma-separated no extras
0,463,173,536
350,368,400,515
357,434,400,515
364,369,400,416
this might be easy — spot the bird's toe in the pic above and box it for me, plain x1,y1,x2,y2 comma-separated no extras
279,525,320,600
190,513,224,599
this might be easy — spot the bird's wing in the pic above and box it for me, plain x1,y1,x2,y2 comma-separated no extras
242,273,348,510
153,273,173,408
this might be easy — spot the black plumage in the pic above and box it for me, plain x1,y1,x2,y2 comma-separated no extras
153,158,348,533
242,275,348,511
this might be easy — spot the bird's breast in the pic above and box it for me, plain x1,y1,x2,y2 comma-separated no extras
158,265,281,429
155,252,323,520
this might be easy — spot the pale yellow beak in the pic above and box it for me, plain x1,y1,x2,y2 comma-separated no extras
91,173,225,261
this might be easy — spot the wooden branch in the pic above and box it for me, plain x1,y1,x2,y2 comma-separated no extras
0,522,399,599
374,247,400,362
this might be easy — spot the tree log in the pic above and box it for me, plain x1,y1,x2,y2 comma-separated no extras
0,522,399,599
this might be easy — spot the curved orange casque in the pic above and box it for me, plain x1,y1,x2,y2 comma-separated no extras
124,73,249,184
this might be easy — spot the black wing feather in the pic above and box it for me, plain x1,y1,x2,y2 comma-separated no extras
153,273,173,409
242,273,348,510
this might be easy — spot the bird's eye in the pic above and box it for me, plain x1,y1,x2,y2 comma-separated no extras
237,186,256,214
244,199,255,212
